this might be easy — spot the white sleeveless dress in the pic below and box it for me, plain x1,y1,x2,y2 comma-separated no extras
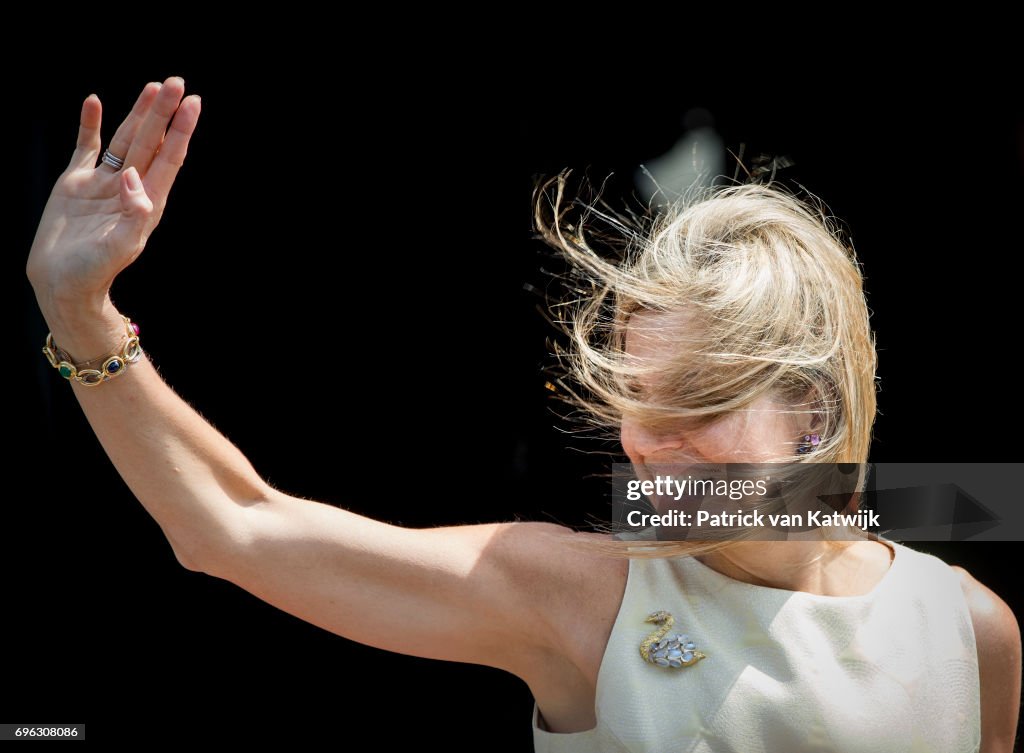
533,541,981,752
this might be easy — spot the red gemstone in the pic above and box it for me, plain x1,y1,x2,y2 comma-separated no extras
131,322,140,336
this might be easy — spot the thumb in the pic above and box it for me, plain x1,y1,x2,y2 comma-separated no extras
119,167,154,228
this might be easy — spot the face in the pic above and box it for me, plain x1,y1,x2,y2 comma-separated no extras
620,311,811,473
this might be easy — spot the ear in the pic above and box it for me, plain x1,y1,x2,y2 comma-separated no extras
793,386,824,435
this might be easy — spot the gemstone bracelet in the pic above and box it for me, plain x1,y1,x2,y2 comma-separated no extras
42,315,143,387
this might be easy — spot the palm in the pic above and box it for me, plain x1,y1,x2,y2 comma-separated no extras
35,173,138,295
28,78,201,301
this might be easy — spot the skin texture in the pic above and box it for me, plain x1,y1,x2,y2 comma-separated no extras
27,78,1021,749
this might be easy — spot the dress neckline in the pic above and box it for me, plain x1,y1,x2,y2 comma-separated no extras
683,539,899,602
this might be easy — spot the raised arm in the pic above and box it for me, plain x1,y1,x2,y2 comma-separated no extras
26,79,621,693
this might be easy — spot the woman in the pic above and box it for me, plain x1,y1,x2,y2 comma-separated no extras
27,77,1020,752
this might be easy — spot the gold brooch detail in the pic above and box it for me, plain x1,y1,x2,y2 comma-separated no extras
639,611,706,668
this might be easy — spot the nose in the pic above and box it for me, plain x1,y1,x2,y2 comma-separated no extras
620,417,683,462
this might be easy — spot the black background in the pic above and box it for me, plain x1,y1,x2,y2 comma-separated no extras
12,58,1023,748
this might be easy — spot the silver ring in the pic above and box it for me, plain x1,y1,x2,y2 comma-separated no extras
101,150,125,170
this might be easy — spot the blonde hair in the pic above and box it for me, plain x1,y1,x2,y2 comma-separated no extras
535,176,878,554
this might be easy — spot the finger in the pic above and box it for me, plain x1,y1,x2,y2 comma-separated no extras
117,166,155,241
67,94,102,170
98,82,162,172
123,76,186,175
144,95,201,208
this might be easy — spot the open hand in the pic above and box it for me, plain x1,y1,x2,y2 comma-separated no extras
27,76,201,311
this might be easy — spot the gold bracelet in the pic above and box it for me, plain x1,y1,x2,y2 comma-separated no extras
41,316,143,387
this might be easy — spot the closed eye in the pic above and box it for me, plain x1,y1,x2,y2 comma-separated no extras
624,378,646,398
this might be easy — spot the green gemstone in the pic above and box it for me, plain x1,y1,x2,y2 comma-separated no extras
58,364,73,379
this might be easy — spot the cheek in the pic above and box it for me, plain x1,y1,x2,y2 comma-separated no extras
690,424,744,460
693,411,792,462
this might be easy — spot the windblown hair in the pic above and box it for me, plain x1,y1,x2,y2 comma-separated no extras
535,175,878,466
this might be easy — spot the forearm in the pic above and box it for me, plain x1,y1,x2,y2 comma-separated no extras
40,295,268,569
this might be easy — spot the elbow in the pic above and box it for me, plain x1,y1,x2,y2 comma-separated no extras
167,533,210,573
165,526,232,575
162,500,262,578
169,531,252,579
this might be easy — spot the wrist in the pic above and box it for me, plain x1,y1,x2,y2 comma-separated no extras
31,272,110,316
40,296,127,363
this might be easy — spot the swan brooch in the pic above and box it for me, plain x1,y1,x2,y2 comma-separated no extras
639,611,706,669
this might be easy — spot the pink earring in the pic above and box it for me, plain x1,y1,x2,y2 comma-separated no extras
796,433,821,454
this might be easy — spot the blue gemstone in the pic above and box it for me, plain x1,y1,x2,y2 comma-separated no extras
682,651,694,662
685,642,696,650
106,359,122,374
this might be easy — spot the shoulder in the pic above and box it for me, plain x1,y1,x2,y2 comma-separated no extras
950,565,1021,752
458,522,628,591
490,524,630,636
477,523,629,677
453,522,629,638
950,565,1020,651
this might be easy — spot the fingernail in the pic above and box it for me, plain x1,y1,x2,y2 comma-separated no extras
126,167,142,192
